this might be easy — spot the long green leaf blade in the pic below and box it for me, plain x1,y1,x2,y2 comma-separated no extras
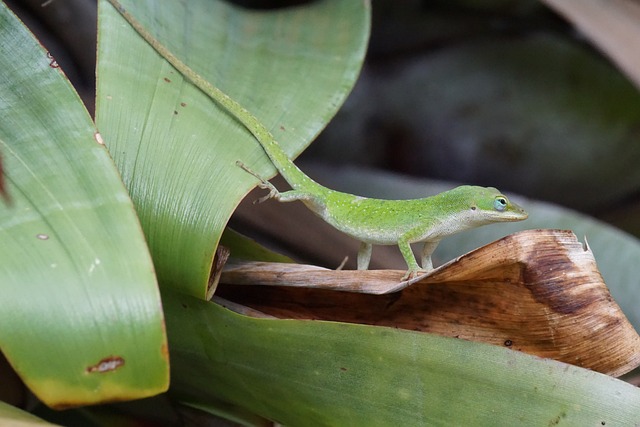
96,0,370,297
166,291,640,426
0,4,168,407
0,401,58,426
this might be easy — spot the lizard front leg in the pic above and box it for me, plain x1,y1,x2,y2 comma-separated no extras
398,237,423,280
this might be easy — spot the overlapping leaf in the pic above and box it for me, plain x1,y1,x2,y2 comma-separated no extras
96,0,370,297
0,4,167,408
166,291,640,426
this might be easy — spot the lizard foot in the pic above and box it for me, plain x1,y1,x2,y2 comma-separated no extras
401,268,428,281
235,160,280,203
235,160,264,181
254,189,277,204
253,181,280,204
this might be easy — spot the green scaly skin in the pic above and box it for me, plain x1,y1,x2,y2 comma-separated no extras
110,0,529,279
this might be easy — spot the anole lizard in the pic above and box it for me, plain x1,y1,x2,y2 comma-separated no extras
110,1,529,279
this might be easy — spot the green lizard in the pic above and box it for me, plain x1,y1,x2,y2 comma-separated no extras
240,162,527,279
110,1,529,279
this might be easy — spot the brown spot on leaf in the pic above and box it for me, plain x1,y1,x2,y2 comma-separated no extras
164,77,171,83
522,250,601,315
161,343,169,360
46,52,59,68
180,102,187,107
86,356,125,373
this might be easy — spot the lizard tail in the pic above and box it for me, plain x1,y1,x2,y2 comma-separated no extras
108,0,316,191
251,132,320,192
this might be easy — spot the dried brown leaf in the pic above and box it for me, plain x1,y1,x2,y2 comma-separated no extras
219,229,640,376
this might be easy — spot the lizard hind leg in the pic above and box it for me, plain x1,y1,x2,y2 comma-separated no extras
235,160,281,203
357,242,373,270
421,240,439,271
235,161,317,205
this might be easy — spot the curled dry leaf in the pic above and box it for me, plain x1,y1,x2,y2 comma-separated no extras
218,229,640,377
220,259,412,294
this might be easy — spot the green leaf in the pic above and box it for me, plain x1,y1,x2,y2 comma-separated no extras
0,4,167,407
0,401,58,426
220,228,293,263
95,0,370,297
165,291,640,426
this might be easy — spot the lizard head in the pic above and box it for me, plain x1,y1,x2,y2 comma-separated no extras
464,186,528,223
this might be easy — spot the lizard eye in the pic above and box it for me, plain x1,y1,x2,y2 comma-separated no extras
494,196,507,212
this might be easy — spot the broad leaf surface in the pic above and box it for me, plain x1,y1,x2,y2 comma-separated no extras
166,291,640,426
0,4,167,408
96,0,370,297
0,401,57,426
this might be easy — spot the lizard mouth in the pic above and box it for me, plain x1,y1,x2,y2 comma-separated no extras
483,208,528,223
500,211,529,222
